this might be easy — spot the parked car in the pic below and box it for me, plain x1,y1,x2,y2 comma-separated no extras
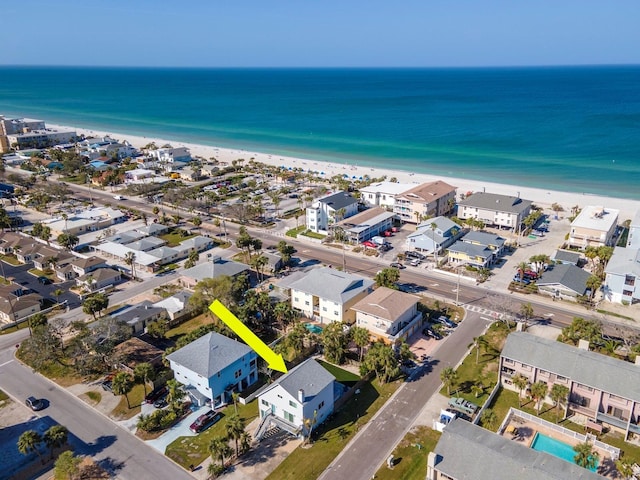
145,385,168,404
362,240,377,248
101,380,113,392
37,276,52,285
436,316,456,328
382,230,393,237
409,258,422,267
405,251,426,260
378,244,391,252
523,270,539,279
512,275,531,285
113,195,124,200
25,396,45,411
190,410,223,433
389,262,405,269
153,396,169,409
423,328,442,340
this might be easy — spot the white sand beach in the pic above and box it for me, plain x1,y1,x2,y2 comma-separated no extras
52,123,640,221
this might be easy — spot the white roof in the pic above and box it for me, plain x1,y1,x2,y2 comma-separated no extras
359,182,414,196
571,206,619,231
94,241,161,266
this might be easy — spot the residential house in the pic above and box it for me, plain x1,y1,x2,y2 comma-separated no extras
306,191,359,234
135,223,170,236
0,285,42,325
500,331,640,442
32,245,71,271
603,246,640,304
393,181,457,224
352,287,421,343
94,242,164,273
111,300,166,335
255,359,335,441
461,231,506,257
288,267,375,324
551,249,582,266
359,182,413,209
568,206,619,249
536,264,591,301
46,207,126,237
153,291,193,325
201,164,219,177
179,166,200,181
0,231,25,254
627,211,640,249
124,237,167,252
70,256,108,276
167,332,258,407
76,268,122,293
406,216,463,255
175,236,215,256
179,258,250,289
335,207,396,244
447,241,495,268
148,146,191,164
427,418,605,480
262,251,284,274
125,168,155,183
457,192,532,230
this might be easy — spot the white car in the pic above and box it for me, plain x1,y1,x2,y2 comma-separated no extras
113,195,124,200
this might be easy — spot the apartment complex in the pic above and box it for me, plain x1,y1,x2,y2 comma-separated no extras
393,181,456,224
568,206,619,249
604,246,640,304
306,191,359,233
457,192,532,229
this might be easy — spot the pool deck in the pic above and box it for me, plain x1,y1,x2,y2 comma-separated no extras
501,413,617,477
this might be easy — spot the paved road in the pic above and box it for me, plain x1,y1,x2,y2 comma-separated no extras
318,312,492,480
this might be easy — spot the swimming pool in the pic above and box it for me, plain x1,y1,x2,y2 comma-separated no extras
531,432,599,471
304,323,324,334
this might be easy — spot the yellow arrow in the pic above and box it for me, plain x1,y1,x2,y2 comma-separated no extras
209,300,288,373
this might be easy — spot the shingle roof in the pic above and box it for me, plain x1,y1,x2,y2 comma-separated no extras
415,216,459,235
288,267,374,304
181,259,249,282
71,256,106,269
125,237,166,251
459,192,532,214
552,249,582,264
318,191,358,210
111,300,165,326
166,332,253,378
395,181,456,202
265,359,335,401
462,231,506,248
336,207,396,234
447,241,493,260
502,332,640,402
351,286,419,320
536,264,591,295
434,419,605,480
79,267,120,282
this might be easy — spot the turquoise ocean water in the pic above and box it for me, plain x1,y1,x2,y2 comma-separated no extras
0,66,639,199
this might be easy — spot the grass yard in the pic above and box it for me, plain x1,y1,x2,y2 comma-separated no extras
85,391,102,404
165,400,259,468
111,383,146,420
438,322,511,404
317,360,360,386
159,229,197,247
301,231,325,240
266,378,400,480
286,225,306,238
0,254,21,266
166,313,214,340
373,426,441,480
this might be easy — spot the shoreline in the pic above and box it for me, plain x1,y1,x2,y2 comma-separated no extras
49,122,640,221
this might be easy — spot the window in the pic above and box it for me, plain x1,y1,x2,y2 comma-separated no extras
234,369,242,379
289,400,297,408
623,290,633,297
576,383,594,393
261,399,269,406
556,375,568,382
305,301,310,306
322,306,327,311
318,401,325,409
624,275,636,286
609,394,629,405
503,358,514,365
334,311,339,316
294,297,299,302
284,411,294,423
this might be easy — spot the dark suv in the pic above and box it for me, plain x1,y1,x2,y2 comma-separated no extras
190,410,223,433
405,251,426,260
144,385,168,404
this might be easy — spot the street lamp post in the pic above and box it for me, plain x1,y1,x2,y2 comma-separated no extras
455,263,467,306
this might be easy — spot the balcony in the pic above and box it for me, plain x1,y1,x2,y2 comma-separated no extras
596,412,632,431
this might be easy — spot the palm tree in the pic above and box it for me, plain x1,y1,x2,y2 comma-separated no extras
351,326,370,362
134,362,156,396
225,414,246,457
468,335,488,365
124,251,137,280
17,430,43,463
208,436,232,469
43,425,68,460
586,275,602,303
166,379,185,409
51,288,64,306
519,302,534,329
481,408,498,431
530,381,548,415
615,457,635,480
512,374,528,407
231,391,240,415
573,441,599,470
516,261,529,281
303,410,318,444
112,372,134,409
440,366,458,396
471,383,484,398
549,384,570,423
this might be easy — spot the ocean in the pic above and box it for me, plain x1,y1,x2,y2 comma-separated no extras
1,66,639,199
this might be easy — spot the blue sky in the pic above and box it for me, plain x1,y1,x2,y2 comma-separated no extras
2,0,639,67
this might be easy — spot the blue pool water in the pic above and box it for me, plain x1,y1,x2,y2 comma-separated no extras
531,432,599,471
304,323,324,334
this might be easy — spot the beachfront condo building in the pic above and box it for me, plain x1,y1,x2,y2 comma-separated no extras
1,116,46,153
306,191,359,234
568,205,619,249
604,246,640,304
335,206,396,244
457,192,532,230
359,181,414,209
393,181,457,224
500,332,640,442
626,211,640,249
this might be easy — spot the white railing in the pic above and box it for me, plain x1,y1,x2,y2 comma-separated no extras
503,407,620,460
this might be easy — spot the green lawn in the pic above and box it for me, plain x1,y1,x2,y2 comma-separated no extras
266,378,400,480
439,322,511,404
301,231,325,240
373,427,441,480
159,229,197,247
286,225,306,238
317,360,360,386
165,400,259,468
0,254,21,266
166,313,214,340
111,383,146,420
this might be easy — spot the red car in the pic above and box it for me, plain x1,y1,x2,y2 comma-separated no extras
190,410,223,433
362,240,377,248
382,230,393,237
